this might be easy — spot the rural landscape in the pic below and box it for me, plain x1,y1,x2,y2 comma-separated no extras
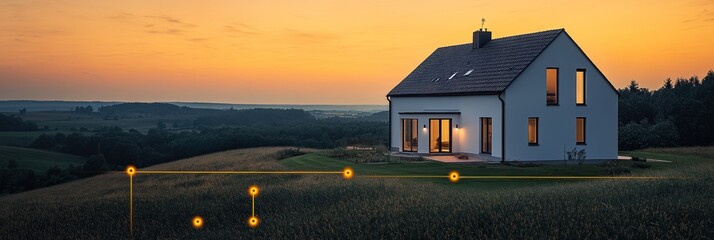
2,0,714,238
1,73,714,238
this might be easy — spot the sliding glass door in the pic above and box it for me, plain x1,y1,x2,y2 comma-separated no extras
429,118,451,153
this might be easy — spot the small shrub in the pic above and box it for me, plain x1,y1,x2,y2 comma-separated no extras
275,148,304,160
631,156,647,162
631,161,651,169
456,154,469,160
566,148,587,168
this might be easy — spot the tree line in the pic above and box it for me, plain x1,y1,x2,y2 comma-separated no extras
0,113,38,131
29,119,387,169
618,70,714,150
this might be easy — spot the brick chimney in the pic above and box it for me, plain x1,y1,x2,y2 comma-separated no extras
473,28,491,49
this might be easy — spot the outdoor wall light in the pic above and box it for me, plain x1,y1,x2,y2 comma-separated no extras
423,124,426,129
456,124,459,129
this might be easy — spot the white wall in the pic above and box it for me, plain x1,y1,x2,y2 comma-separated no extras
389,95,502,157
503,32,619,161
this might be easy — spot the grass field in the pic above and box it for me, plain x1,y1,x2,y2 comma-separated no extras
0,146,87,173
0,131,68,146
0,147,711,238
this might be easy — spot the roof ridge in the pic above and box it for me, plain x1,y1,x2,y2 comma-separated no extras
493,28,564,41
436,28,564,49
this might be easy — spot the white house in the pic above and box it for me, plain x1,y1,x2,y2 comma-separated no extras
387,28,618,161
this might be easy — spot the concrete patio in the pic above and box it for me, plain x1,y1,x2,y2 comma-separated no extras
390,152,502,163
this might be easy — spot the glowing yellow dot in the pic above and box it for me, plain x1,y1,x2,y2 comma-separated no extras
248,216,259,228
343,167,353,180
126,166,136,176
449,171,460,183
192,216,204,229
249,186,260,197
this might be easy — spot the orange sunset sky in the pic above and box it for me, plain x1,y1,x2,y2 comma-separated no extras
1,0,713,105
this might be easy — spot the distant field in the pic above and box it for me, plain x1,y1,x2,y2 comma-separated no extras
0,146,87,173
0,147,710,238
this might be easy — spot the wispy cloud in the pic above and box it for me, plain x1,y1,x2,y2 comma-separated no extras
224,22,260,36
187,38,207,43
681,9,714,23
282,28,339,44
143,15,196,28
146,29,183,35
108,12,135,20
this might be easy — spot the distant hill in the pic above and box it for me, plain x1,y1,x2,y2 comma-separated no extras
0,100,387,113
361,111,388,122
194,108,315,126
97,103,218,116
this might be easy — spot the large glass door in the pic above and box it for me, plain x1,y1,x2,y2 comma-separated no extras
401,119,418,152
429,118,451,153
481,118,492,154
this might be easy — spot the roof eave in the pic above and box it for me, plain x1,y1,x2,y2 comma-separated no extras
386,91,501,97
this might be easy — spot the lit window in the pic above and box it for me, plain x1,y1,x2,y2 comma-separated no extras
401,119,418,152
528,117,538,145
576,69,586,105
546,68,558,105
576,117,586,145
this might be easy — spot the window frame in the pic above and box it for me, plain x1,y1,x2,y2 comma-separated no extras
480,117,492,154
428,118,452,153
401,118,418,152
546,67,559,106
576,69,587,106
576,117,586,145
528,117,539,146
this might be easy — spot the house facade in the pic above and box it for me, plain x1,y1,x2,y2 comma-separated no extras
387,29,618,161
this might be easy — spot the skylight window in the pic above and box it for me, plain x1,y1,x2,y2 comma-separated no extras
464,69,474,76
448,72,457,80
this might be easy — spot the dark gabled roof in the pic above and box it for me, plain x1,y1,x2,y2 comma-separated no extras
387,29,564,97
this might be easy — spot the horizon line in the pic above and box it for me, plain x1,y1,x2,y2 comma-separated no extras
0,99,388,106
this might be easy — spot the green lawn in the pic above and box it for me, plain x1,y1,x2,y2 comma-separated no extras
0,146,87,174
281,153,664,190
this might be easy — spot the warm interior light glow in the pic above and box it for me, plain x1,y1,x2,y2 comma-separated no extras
576,70,586,105
576,117,586,144
528,118,538,144
481,118,492,153
429,119,452,153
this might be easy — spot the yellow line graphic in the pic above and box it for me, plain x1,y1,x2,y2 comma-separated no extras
136,170,342,175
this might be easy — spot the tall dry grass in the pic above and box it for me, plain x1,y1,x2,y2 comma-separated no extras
0,147,712,239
